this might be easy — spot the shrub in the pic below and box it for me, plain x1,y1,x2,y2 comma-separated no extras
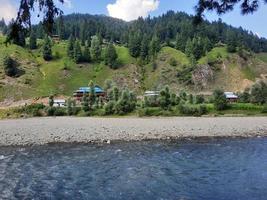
178,104,208,116
3,56,17,77
189,94,194,104
159,86,171,110
21,103,45,116
196,95,205,104
104,101,116,115
114,90,137,115
213,89,228,111
261,104,267,113
46,107,56,116
169,57,177,66
250,81,267,105
54,108,66,116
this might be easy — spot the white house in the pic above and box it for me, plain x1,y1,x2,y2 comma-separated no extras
224,92,239,102
144,91,160,97
53,99,66,107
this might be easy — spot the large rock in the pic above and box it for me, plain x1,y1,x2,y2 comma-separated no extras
192,64,214,89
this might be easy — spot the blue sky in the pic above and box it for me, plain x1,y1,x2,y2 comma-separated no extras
1,0,267,38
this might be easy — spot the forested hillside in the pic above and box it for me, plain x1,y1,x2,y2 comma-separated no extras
36,11,267,54
0,11,267,104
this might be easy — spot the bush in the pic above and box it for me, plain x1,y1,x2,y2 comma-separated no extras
54,108,66,116
21,103,45,116
250,81,267,105
3,56,17,77
261,104,267,113
196,95,205,104
178,104,208,116
169,57,177,66
46,107,56,116
104,101,116,115
213,89,228,111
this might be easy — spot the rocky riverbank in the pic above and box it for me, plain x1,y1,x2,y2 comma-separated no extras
0,117,266,146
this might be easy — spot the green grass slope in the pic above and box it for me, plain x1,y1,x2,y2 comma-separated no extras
0,36,267,103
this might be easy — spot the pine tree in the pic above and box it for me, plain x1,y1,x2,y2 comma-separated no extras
3,56,17,77
149,35,160,59
175,33,186,52
67,35,75,59
83,44,91,62
185,38,194,59
140,36,149,61
90,35,101,61
73,40,82,63
43,36,52,61
29,31,37,49
129,32,141,58
104,43,118,68
88,80,96,109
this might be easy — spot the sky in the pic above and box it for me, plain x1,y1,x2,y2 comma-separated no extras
0,0,267,38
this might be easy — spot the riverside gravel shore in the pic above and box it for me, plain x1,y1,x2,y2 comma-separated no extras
0,117,266,146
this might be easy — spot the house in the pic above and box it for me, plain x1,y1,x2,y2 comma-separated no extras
144,91,160,97
73,85,105,101
51,35,60,43
224,92,239,102
53,99,66,107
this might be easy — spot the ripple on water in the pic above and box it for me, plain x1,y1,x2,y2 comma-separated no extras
0,138,267,200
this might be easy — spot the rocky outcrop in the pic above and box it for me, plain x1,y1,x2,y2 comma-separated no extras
192,64,214,89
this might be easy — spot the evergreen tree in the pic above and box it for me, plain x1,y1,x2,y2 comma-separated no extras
159,86,171,110
129,32,141,58
83,44,91,62
88,80,96,109
185,38,194,59
29,31,37,49
67,35,75,58
3,56,17,77
175,33,186,52
82,93,89,112
140,36,149,61
149,36,160,59
43,36,52,61
90,35,101,61
226,30,237,53
213,89,228,110
104,43,118,68
250,81,267,105
73,40,82,63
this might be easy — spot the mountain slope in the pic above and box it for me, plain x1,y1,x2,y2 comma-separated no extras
0,36,267,104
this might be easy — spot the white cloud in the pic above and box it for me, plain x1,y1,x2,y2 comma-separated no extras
0,0,17,22
63,0,72,9
107,0,160,21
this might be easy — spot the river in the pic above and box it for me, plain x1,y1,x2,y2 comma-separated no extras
0,138,267,200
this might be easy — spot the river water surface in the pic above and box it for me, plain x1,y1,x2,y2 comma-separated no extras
0,138,267,200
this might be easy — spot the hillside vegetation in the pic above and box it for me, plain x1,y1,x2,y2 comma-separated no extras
0,35,267,104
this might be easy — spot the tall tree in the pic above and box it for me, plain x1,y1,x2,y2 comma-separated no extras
140,36,149,61
67,35,75,58
83,44,91,62
73,40,82,63
149,36,160,60
128,32,141,58
43,35,52,61
90,35,101,61
104,43,118,68
29,31,37,49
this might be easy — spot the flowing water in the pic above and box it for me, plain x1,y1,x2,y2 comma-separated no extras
0,138,267,200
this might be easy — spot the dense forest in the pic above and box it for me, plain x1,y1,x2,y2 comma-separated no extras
37,11,267,54
1,11,267,55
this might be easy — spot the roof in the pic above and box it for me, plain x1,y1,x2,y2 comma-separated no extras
144,91,160,96
224,92,238,99
76,86,104,93
54,99,66,103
